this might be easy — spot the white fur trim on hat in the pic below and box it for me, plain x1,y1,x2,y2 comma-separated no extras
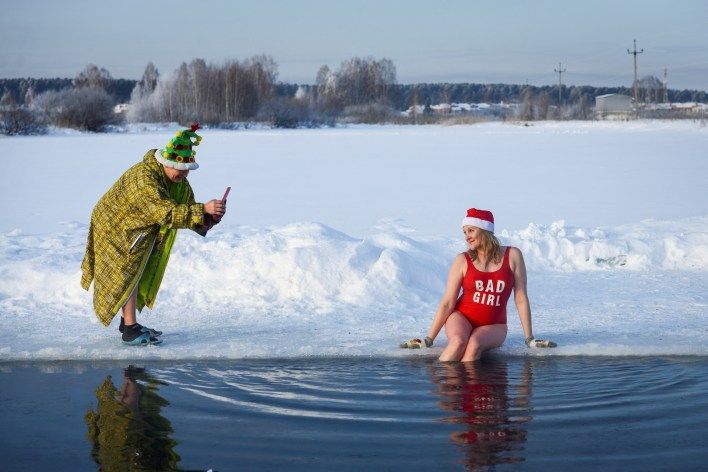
154,149,200,170
461,217,494,233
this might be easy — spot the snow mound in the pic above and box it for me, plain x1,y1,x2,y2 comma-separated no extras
0,216,706,360
504,217,708,271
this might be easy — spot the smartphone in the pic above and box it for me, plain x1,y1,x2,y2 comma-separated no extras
221,186,231,203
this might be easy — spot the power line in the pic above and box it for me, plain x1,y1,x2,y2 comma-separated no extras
554,62,566,116
627,39,644,103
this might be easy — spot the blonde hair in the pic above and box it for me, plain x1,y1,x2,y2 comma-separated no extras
468,229,503,264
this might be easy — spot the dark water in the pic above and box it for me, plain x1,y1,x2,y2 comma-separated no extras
1,356,706,471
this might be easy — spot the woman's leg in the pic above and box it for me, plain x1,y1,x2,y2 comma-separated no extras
439,312,474,362
461,324,508,362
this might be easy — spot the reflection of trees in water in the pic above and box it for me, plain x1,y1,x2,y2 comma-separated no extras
430,358,533,470
85,366,180,471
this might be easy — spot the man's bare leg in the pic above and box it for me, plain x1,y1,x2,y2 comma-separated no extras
121,286,138,326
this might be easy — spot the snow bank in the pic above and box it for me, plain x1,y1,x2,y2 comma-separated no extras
0,216,705,360
2,217,705,319
504,217,708,271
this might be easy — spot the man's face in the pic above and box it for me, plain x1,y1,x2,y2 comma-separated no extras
163,166,190,182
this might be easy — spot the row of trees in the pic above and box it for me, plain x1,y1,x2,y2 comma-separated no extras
3,69,705,114
316,57,396,110
0,76,134,106
2,56,707,134
128,56,278,123
127,55,398,126
1,64,123,133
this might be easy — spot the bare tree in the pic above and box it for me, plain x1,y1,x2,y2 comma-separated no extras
73,64,112,90
1,89,17,108
190,59,208,119
34,87,116,131
519,87,534,121
316,65,338,112
130,62,159,102
316,56,397,112
24,86,36,106
536,91,550,120
0,107,46,135
409,86,420,123
127,56,278,124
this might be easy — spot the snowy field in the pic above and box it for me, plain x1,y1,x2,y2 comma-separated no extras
0,121,706,360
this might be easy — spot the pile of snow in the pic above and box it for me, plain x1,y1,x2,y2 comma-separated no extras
504,217,708,271
0,215,705,360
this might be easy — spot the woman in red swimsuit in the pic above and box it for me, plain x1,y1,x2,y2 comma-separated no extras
417,208,554,361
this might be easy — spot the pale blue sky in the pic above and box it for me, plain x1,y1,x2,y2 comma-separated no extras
2,0,706,89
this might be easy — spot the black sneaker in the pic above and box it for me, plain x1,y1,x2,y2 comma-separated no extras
121,323,162,345
119,317,163,337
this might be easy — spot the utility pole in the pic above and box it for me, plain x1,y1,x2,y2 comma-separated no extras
627,39,643,104
663,67,669,103
554,62,566,118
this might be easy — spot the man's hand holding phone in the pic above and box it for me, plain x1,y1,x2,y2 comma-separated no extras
204,187,230,223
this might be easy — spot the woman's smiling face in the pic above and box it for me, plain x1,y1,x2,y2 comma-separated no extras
463,225,483,250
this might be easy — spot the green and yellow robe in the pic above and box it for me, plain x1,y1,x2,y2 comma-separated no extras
81,149,209,326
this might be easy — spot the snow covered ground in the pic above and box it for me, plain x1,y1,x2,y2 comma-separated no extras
0,121,706,360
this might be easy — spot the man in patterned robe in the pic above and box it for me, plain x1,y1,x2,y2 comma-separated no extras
81,124,226,345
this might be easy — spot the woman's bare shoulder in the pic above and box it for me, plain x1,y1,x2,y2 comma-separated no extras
452,252,468,265
444,254,465,286
448,252,467,272
507,246,523,257
506,246,526,271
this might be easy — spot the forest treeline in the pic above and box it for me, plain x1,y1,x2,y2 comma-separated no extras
1,56,706,134
3,75,706,110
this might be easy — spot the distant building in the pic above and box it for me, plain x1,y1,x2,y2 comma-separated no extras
403,102,515,119
640,101,708,118
595,94,632,119
670,102,706,112
113,103,130,115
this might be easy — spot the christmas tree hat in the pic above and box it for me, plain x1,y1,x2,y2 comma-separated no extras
155,123,202,170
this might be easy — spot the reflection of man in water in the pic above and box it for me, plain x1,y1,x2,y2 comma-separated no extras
85,366,180,470
430,358,532,470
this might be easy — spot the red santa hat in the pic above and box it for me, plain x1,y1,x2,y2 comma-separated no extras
461,208,495,233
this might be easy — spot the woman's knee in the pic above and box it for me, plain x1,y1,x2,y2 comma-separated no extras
447,336,469,352
461,340,483,361
438,337,468,361
461,325,507,361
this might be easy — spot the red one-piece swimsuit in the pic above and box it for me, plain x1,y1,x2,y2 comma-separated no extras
455,247,515,327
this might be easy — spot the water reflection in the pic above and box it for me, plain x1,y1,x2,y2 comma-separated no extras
430,358,533,470
85,366,180,471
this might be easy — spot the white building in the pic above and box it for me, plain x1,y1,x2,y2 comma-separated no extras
595,94,632,118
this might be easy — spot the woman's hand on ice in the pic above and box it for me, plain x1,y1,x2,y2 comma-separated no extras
525,336,557,348
400,336,434,349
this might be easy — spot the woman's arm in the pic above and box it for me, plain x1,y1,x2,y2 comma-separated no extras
510,247,533,340
425,254,466,343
